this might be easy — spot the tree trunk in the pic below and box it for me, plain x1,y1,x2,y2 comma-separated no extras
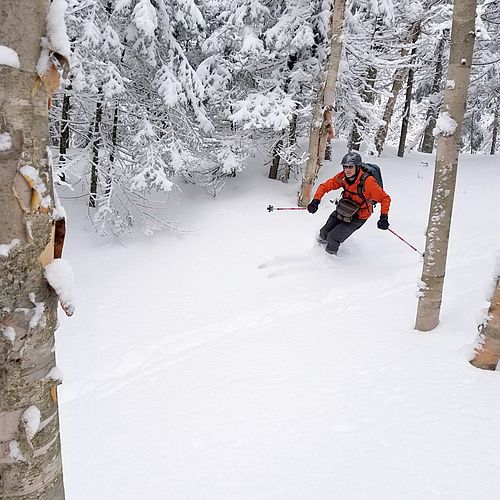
470,276,500,370
420,34,447,154
374,21,421,155
269,55,297,181
397,53,416,157
348,63,378,152
490,105,498,155
269,139,283,180
89,98,103,208
105,103,119,196
415,0,477,332
298,0,346,207
0,1,66,498
58,89,71,182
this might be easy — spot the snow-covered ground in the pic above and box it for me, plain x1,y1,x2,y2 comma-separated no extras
57,143,500,499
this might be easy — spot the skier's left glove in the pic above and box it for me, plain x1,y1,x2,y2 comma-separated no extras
377,214,389,230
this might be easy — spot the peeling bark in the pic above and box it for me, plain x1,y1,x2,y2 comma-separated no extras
298,0,346,207
0,0,66,498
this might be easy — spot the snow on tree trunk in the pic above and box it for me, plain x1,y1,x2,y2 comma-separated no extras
0,0,66,497
471,275,500,370
298,0,346,207
415,0,477,332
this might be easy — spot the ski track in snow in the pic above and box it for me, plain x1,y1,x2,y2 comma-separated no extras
56,147,500,500
62,247,415,403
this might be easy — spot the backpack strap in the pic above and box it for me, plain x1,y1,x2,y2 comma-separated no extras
357,172,371,209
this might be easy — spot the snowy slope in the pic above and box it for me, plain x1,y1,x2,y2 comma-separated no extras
57,143,500,500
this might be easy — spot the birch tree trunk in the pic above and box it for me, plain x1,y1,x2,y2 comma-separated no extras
470,275,500,370
0,1,66,498
298,0,346,207
415,0,477,332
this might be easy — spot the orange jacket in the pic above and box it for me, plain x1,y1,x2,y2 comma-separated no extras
313,170,391,220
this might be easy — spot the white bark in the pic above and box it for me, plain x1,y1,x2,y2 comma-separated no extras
470,276,500,370
415,0,477,331
298,0,346,207
0,0,66,498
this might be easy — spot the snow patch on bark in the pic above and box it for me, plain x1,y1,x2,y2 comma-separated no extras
44,259,75,316
9,440,26,462
22,406,41,439
47,0,71,59
433,112,458,137
37,0,70,76
28,293,45,329
0,239,20,257
2,326,16,342
0,131,13,151
46,367,64,382
0,45,20,68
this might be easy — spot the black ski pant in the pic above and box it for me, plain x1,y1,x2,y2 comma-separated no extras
319,212,366,254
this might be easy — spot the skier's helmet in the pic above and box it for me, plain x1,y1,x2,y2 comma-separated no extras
341,152,362,167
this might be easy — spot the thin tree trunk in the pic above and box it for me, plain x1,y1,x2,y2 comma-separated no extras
348,18,380,152
470,276,500,370
298,0,346,207
59,88,71,182
420,34,447,154
415,0,477,332
279,114,299,182
469,110,475,153
490,105,498,155
349,65,377,151
269,139,283,180
0,1,66,498
89,98,103,208
374,21,421,155
105,103,119,196
397,53,416,157
269,54,297,181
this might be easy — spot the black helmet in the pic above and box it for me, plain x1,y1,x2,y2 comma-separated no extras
341,152,362,167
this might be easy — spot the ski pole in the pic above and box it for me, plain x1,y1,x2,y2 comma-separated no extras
388,228,424,257
267,205,307,212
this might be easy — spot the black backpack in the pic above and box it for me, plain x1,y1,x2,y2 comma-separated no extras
357,162,383,205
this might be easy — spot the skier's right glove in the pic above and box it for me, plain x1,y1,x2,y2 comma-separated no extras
307,199,320,214
377,214,389,230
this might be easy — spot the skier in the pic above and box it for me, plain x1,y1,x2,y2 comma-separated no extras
307,152,391,255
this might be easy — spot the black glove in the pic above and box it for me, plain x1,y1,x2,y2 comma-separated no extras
307,199,320,214
377,214,389,230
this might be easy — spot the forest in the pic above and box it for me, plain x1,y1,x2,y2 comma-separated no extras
1,0,499,498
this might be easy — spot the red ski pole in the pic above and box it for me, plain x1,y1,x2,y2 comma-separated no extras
267,205,306,212
388,228,424,257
